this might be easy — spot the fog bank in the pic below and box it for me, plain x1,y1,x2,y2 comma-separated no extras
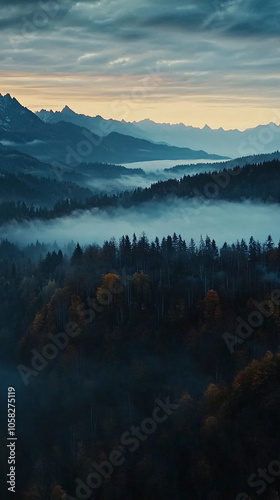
1,199,279,248
119,158,226,174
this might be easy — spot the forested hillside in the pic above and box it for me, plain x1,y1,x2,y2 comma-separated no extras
0,159,279,225
0,233,280,499
0,171,93,206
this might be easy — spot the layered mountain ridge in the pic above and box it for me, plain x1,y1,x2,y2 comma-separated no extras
0,93,226,165
36,104,280,158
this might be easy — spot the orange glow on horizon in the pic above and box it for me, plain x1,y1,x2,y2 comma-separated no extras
1,72,280,131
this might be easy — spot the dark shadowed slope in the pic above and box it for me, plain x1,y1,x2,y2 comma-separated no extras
0,94,227,165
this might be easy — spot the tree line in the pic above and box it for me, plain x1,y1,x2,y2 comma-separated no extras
0,159,279,225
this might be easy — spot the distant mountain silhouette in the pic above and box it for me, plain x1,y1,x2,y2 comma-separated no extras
0,94,226,165
37,105,280,158
36,105,151,140
134,119,280,158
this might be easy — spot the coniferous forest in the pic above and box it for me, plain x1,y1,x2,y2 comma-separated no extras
0,160,279,226
1,0,280,497
1,231,280,499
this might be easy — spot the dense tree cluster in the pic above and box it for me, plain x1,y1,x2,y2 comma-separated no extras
0,232,280,499
0,171,93,207
0,159,279,225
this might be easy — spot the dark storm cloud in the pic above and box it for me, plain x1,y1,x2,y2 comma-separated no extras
138,0,280,38
207,0,280,38
1,0,279,37
0,1,71,32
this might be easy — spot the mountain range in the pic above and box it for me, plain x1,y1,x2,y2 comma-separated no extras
1,92,279,208
36,105,280,159
0,94,225,166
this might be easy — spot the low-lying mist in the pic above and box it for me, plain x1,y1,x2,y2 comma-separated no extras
87,174,157,193
1,198,279,248
119,158,226,173
87,160,228,193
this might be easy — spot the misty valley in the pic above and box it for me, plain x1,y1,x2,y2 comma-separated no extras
1,200,280,249
0,92,280,500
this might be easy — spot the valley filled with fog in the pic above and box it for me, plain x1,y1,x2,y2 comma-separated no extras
1,0,280,494
86,159,228,193
2,198,278,248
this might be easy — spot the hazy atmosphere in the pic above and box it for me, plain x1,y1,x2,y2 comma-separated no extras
0,1,280,500
2,200,279,248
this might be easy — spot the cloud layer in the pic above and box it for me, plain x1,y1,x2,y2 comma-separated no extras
0,0,280,128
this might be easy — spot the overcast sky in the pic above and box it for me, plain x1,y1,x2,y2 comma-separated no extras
0,0,280,129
